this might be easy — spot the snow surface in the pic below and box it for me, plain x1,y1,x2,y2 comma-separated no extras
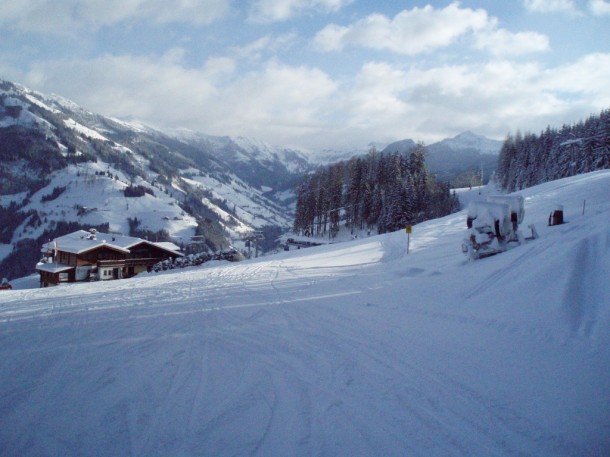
23,93,62,115
0,97,49,129
13,162,198,244
181,174,291,234
1,171,609,456
63,118,109,141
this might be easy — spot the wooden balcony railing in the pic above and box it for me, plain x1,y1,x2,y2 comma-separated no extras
97,258,163,268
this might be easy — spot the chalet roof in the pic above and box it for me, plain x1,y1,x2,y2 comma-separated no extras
154,241,182,253
41,230,183,257
36,262,74,274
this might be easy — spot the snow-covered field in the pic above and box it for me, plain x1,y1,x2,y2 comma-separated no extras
1,171,609,456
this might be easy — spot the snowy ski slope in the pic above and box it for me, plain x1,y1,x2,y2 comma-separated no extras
1,171,609,456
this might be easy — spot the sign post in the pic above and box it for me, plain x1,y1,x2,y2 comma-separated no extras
405,225,412,254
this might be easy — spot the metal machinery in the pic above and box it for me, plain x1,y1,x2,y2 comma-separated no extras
462,195,536,260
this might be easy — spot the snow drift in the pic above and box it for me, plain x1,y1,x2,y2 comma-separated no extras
1,171,609,456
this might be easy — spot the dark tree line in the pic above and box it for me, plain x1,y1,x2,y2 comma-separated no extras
124,184,155,198
41,186,67,202
293,144,460,237
496,109,610,192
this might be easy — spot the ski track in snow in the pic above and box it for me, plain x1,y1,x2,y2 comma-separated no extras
1,171,610,456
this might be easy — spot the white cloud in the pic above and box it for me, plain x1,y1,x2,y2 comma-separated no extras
543,53,610,104
216,60,338,143
202,57,237,80
230,33,298,62
19,51,218,125
9,47,610,150
342,62,409,127
394,54,610,140
16,53,337,147
0,0,230,33
589,0,610,15
309,53,610,145
248,0,352,23
474,26,550,56
522,0,580,14
314,2,489,55
314,3,550,58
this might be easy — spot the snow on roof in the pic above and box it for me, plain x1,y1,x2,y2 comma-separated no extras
35,262,74,274
154,241,182,253
41,230,132,255
41,230,183,256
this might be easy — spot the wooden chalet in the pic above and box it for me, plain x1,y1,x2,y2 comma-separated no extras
36,229,182,287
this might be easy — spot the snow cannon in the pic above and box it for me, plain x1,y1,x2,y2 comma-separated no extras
486,195,525,232
548,205,564,226
462,201,521,260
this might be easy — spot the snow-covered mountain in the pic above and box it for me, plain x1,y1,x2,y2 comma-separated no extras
2,170,608,456
382,132,502,157
0,80,311,278
382,132,502,183
305,132,501,183
306,141,390,165
380,138,418,154
436,130,502,155
0,78,506,280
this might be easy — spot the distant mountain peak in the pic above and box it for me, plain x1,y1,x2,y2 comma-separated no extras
441,131,502,155
382,138,417,153
454,130,478,139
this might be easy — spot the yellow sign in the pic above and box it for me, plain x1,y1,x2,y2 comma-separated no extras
405,225,412,234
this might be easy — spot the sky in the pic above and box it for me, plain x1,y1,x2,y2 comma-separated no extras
1,0,609,152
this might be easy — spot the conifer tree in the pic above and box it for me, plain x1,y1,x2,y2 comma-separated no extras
496,109,609,191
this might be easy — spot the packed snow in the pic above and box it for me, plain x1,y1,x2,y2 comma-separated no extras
1,171,609,456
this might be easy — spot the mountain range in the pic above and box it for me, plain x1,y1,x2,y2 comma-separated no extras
380,131,502,183
0,79,501,279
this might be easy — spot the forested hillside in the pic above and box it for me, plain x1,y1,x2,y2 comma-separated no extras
496,109,609,191
0,80,304,280
293,144,460,237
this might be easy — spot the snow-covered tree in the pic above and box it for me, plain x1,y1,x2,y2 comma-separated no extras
497,109,609,192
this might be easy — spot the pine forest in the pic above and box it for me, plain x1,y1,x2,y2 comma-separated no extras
293,144,460,238
496,109,609,192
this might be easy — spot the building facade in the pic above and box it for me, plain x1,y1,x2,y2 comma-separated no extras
36,229,182,287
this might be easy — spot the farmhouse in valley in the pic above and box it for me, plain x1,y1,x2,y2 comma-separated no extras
36,229,182,287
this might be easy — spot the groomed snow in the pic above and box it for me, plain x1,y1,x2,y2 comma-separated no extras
1,171,609,456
